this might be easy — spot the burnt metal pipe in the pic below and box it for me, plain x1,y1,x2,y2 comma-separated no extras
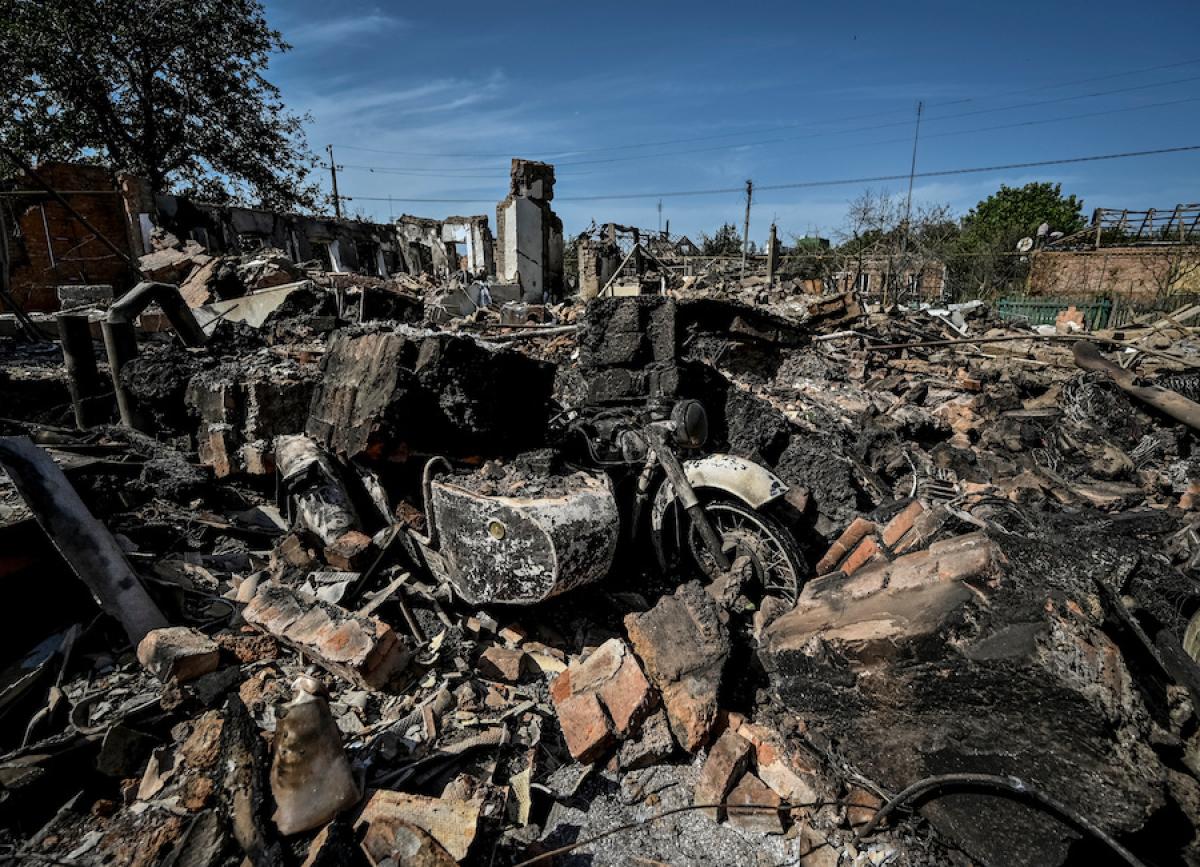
57,312,105,429
417,457,453,549
102,281,207,428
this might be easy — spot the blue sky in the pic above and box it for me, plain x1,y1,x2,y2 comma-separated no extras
264,0,1200,245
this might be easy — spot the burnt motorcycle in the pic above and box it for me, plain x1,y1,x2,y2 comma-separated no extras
405,398,807,608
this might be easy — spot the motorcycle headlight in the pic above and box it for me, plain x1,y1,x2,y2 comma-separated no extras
671,400,708,449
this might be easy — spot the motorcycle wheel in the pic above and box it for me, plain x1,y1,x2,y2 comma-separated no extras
682,499,807,605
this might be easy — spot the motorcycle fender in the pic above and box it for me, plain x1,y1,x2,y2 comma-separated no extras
650,454,789,539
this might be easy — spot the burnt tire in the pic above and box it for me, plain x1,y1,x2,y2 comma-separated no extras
681,499,807,606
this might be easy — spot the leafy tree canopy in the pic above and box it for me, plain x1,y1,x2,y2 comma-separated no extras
960,182,1086,252
0,0,321,211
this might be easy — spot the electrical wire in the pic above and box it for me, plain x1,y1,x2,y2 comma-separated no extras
510,800,841,866
326,72,1200,174
332,95,1200,181
508,775,1148,867
548,74,1200,169
854,772,1147,867
560,144,1200,203
330,56,1200,161
340,140,1200,204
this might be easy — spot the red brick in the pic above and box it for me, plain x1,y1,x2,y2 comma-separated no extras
624,583,729,752
551,639,655,750
737,723,824,804
556,690,615,763
242,582,410,690
727,772,784,833
601,653,653,734
324,530,374,571
137,626,219,683
694,729,753,819
477,646,527,682
880,501,924,547
840,536,880,576
815,517,876,574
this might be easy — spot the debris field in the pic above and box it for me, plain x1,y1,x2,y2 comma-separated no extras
4,236,1200,867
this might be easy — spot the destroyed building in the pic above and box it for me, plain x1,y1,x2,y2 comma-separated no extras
496,159,564,301
8,155,1200,867
395,214,494,279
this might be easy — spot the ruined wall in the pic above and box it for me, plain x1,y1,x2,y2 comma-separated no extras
396,215,451,275
155,196,403,276
1030,247,1200,300
2,162,137,312
832,258,946,300
397,214,494,278
496,159,564,301
577,236,622,300
443,215,494,277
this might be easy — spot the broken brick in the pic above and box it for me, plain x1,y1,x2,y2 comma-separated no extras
839,535,880,576
356,790,480,863
137,626,220,684
814,516,876,574
242,582,411,690
555,690,615,763
324,529,374,571
737,722,824,804
551,638,655,762
693,728,753,820
727,772,785,834
477,646,527,682
625,582,729,752
880,500,924,547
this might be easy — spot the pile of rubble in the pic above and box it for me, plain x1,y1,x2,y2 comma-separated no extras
3,269,1200,866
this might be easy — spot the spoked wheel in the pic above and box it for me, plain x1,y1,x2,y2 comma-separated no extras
685,499,806,606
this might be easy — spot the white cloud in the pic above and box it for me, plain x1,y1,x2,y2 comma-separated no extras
284,12,408,49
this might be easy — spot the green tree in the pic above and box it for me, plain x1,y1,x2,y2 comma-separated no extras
0,0,321,211
950,182,1086,296
700,223,743,257
960,182,1085,248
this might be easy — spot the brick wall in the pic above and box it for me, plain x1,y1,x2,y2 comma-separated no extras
3,162,136,312
1030,247,1200,302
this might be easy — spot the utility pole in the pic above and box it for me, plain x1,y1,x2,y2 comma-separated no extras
900,101,923,248
327,144,342,220
767,222,779,284
897,101,923,306
741,179,753,279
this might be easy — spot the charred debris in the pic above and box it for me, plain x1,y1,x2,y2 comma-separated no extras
5,192,1200,867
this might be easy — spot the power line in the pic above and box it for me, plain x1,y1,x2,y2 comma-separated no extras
332,95,1200,183
330,73,1200,176
341,143,1200,204
329,56,1200,161
568,144,1200,201
548,74,1200,169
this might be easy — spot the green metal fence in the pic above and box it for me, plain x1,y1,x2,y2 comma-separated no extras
997,296,1113,330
